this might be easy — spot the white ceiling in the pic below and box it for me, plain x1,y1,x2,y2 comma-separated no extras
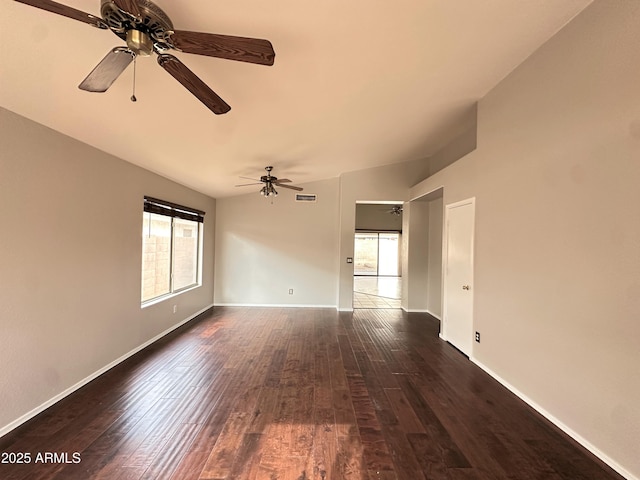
0,0,592,198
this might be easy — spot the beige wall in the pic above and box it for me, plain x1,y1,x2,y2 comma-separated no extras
213,158,447,312
214,178,340,306
0,107,216,435
401,201,429,312
355,203,403,231
213,158,434,310
426,194,443,318
411,2,640,477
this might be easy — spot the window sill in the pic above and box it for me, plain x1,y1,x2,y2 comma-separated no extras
141,284,201,309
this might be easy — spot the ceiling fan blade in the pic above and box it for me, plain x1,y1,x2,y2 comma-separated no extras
275,178,292,183
157,54,231,115
235,182,263,187
14,0,107,28
239,176,261,181
170,31,275,66
274,183,303,191
111,0,141,19
78,47,135,92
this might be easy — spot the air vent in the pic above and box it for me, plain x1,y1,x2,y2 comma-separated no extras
295,193,317,202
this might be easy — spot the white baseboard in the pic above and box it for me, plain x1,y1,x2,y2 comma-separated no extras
214,303,336,309
0,304,214,438
471,358,636,480
399,308,440,317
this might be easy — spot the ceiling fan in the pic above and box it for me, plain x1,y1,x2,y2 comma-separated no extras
14,0,276,114
386,205,403,215
235,166,303,197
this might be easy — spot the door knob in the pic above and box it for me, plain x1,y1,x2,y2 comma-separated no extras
462,285,470,290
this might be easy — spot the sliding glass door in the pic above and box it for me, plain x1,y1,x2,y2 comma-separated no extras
354,232,400,276
378,233,400,276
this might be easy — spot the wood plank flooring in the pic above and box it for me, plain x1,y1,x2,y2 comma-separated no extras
0,307,625,479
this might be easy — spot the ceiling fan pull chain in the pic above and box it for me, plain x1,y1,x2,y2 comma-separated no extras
131,55,137,102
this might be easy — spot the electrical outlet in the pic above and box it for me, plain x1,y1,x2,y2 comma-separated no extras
288,289,294,295
475,331,480,343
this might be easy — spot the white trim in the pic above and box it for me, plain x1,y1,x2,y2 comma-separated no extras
355,199,404,205
401,308,430,313
471,358,637,480
426,310,442,320
0,303,214,438
337,308,354,312
214,303,337,309
141,284,200,308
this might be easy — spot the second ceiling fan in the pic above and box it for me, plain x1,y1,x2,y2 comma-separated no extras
15,0,276,114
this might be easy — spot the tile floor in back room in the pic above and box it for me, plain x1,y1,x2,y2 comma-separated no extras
353,275,402,309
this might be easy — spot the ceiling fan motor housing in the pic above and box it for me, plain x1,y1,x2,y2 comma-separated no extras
126,29,153,56
100,0,174,54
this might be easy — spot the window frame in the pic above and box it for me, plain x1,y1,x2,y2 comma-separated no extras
141,196,205,306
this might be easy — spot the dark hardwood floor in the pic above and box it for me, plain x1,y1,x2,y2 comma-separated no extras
0,307,624,479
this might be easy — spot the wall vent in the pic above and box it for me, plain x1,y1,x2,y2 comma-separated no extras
295,193,317,202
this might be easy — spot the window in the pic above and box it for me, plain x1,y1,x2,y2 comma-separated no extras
141,196,204,304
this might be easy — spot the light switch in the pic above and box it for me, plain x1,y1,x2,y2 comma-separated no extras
346,257,353,264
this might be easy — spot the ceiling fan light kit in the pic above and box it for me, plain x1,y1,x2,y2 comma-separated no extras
15,0,276,114
260,185,278,197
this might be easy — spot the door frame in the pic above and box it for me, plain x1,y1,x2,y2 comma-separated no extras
441,197,476,356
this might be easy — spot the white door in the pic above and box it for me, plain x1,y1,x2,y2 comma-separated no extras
443,199,475,356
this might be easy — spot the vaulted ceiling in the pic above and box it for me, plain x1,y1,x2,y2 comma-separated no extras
0,0,592,197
